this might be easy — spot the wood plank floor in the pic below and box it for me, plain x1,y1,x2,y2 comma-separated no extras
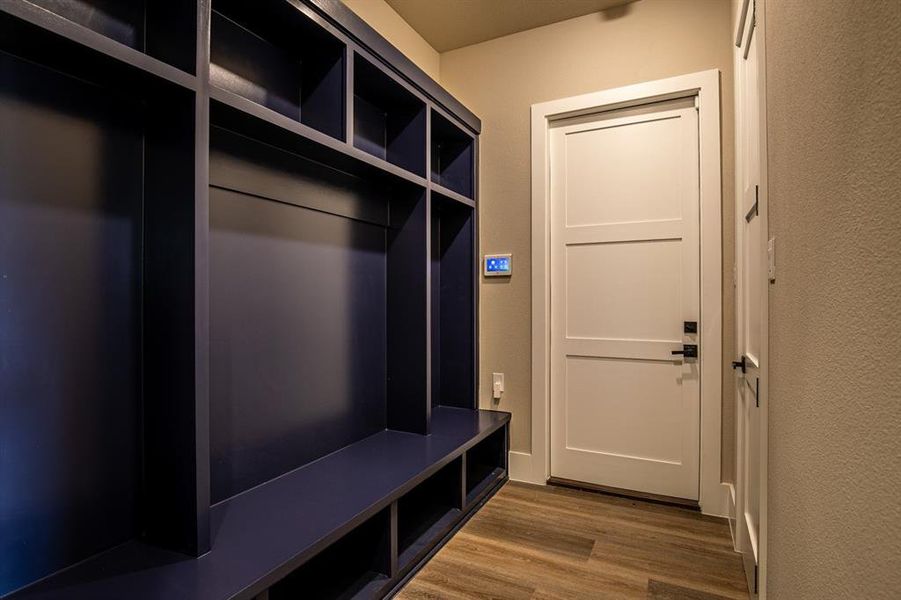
397,482,748,600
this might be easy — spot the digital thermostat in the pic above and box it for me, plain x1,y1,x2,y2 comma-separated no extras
484,254,512,277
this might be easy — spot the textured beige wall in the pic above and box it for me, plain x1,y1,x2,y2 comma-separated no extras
439,0,736,460
765,1,901,596
341,0,440,80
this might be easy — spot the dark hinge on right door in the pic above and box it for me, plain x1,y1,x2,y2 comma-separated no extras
753,564,760,594
756,377,760,408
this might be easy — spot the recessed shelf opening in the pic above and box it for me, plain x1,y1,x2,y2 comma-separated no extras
209,127,428,502
353,53,427,176
431,110,474,198
397,458,463,567
269,508,391,600
431,193,475,409
26,0,197,73
466,428,507,505
0,50,199,596
210,0,346,140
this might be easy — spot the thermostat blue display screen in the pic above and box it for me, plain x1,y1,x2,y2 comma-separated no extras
484,254,512,276
486,257,510,272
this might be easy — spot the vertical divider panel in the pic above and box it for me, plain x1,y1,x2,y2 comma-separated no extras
390,501,400,578
141,0,210,556
142,83,208,556
194,0,212,554
345,48,355,146
430,193,441,408
425,108,433,424
387,186,430,434
458,454,468,510
472,137,480,410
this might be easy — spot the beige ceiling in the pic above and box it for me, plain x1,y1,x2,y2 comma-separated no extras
384,0,636,52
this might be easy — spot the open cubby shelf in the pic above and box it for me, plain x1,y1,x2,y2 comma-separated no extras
466,428,509,506
10,0,197,75
0,1,196,91
353,52,427,177
210,0,345,140
1,1,493,599
209,86,428,190
269,509,392,600
431,109,475,199
397,459,463,568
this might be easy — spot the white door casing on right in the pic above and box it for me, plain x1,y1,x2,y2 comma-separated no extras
549,104,701,501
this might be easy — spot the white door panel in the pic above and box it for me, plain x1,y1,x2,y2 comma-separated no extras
564,356,685,463
550,106,701,500
565,240,682,341
564,116,686,226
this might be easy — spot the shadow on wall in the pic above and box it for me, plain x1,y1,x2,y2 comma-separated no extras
601,2,637,22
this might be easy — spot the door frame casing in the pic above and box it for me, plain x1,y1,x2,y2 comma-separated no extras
526,70,729,517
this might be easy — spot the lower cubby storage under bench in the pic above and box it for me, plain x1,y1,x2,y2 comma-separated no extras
9,408,509,600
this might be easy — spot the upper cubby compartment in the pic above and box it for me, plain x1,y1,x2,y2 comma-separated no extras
19,0,197,74
353,53,427,177
210,0,346,141
431,109,475,199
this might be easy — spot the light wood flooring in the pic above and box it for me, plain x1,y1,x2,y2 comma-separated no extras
397,482,748,600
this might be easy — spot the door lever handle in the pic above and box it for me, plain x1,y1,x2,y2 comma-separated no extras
672,344,698,358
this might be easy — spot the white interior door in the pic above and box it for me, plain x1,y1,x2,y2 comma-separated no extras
549,104,701,501
735,0,765,594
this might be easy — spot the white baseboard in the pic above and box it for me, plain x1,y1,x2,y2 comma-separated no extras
699,481,733,518
508,451,538,483
725,482,738,550
510,452,736,519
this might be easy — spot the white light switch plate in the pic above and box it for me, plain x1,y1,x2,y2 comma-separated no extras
492,373,504,400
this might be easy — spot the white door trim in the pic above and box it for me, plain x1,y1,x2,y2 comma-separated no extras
527,70,729,517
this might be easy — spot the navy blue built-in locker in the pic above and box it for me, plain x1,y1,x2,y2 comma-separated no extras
0,1,507,598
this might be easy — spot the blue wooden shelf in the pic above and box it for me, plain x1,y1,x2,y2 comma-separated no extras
9,408,509,600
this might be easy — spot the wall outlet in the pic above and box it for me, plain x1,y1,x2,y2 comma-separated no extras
492,373,504,400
